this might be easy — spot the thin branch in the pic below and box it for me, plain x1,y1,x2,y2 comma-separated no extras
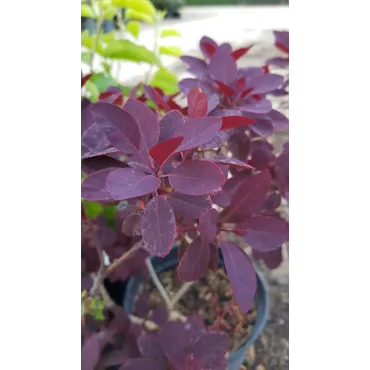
169,282,193,310
106,241,143,276
90,7,105,72
145,257,172,309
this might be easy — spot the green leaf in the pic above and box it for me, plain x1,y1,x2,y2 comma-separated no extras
118,85,133,96
90,73,117,92
112,0,155,17
101,31,115,42
103,40,161,65
124,8,153,23
102,5,117,20
81,34,104,55
81,52,91,65
102,62,111,74
84,80,99,101
160,28,181,38
159,45,183,57
126,20,140,38
83,200,104,218
150,68,179,95
103,205,117,228
81,4,97,18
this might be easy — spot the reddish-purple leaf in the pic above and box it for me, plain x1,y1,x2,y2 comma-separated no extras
209,48,237,85
200,36,217,57
267,109,289,131
199,208,218,242
123,98,160,159
206,155,253,170
82,103,141,159
225,170,271,220
248,74,284,95
175,117,222,152
81,168,117,201
149,136,184,166
180,56,208,75
121,211,143,236
141,195,176,257
167,192,211,219
159,110,185,142
192,332,229,369
99,89,123,106
248,117,274,137
231,45,254,61
209,243,219,271
137,331,165,360
106,168,160,200
220,241,257,313
178,236,211,281
151,306,169,325
178,238,189,261
274,31,289,52
240,100,272,114
215,80,234,97
250,140,274,170
263,192,281,214
253,247,283,269
169,160,226,196
82,334,101,370
187,88,208,118
159,321,189,358
212,190,232,208
144,85,170,111
119,358,164,370
81,73,92,88
236,216,288,252
220,116,256,131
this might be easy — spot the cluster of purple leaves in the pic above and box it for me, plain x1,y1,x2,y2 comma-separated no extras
82,308,229,370
81,34,288,315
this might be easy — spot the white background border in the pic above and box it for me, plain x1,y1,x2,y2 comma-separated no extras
1,0,370,369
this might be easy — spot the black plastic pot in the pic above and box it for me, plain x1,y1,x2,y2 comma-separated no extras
123,246,269,370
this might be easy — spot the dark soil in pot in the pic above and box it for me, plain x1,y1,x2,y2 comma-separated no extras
137,267,257,352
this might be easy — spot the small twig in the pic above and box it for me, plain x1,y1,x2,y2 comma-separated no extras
169,282,193,310
106,241,143,276
90,6,105,72
145,257,172,309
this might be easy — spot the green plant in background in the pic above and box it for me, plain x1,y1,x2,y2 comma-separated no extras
81,0,183,101
81,291,106,321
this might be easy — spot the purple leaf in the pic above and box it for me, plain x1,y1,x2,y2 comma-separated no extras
178,236,211,281
101,350,127,367
159,321,189,359
141,195,176,257
123,98,160,159
248,74,284,95
200,36,218,57
175,117,222,152
263,191,281,214
82,103,140,159
149,136,184,166
274,30,289,51
199,208,218,242
81,168,117,201
220,241,257,313
212,190,232,208
134,293,150,317
167,192,212,219
205,155,253,169
225,170,271,220
168,160,226,196
119,358,165,370
187,88,208,118
81,334,101,370
209,48,237,85
82,155,128,175
121,211,143,236
200,130,232,150
137,331,166,360
192,332,229,369
106,168,160,200
247,116,274,137
253,247,283,269
267,56,289,68
237,216,288,252
180,56,208,76
159,110,185,142
220,116,256,130
151,306,169,326
249,140,274,170
267,109,289,130
239,66,264,79
240,100,272,114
